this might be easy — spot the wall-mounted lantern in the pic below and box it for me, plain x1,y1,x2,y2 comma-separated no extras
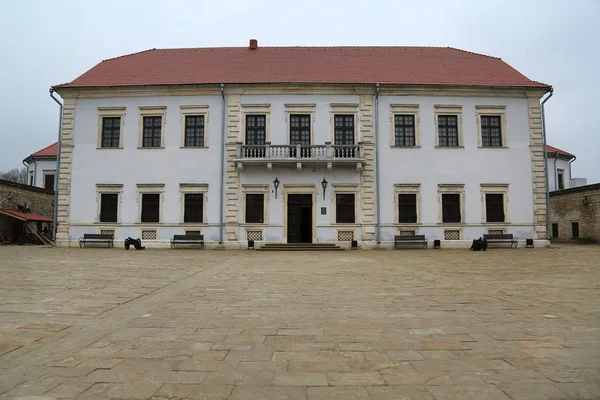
273,177,280,199
321,178,328,200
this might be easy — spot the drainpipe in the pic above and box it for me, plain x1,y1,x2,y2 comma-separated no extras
22,160,29,185
540,88,553,240
568,156,576,186
374,84,381,244
553,152,558,190
49,88,63,244
219,84,225,244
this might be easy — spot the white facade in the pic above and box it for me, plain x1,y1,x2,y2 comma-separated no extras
26,159,57,190
62,88,545,247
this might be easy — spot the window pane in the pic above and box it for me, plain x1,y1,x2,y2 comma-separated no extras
485,193,505,222
184,193,203,223
336,193,355,223
394,115,415,146
141,193,160,222
142,116,162,148
398,193,417,223
102,117,121,148
184,115,205,147
438,115,459,147
334,115,354,145
290,114,311,145
100,193,118,223
245,194,264,223
481,116,502,147
442,193,461,223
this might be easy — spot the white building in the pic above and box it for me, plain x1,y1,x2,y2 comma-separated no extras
23,143,57,191
51,41,552,248
546,145,587,192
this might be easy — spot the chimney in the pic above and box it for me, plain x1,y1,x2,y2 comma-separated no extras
249,39,258,50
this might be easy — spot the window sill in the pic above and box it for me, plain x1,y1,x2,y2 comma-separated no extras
180,146,209,149
96,147,124,150
478,146,509,149
437,222,465,226
137,146,165,150
181,222,208,226
391,145,421,149
394,222,421,226
332,223,360,226
93,222,120,225
240,223,267,227
482,222,509,225
434,146,465,149
135,222,162,225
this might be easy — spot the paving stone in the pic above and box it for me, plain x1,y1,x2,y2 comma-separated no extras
427,384,512,399
202,371,273,386
153,383,233,399
230,385,307,400
307,386,369,399
368,385,434,400
326,372,385,386
289,360,350,372
44,379,94,398
387,350,424,361
555,382,600,399
274,373,328,386
338,343,371,351
539,368,600,383
498,383,567,400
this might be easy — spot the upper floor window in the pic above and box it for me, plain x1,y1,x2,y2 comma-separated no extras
335,193,355,224
334,115,355,145
246,115,266,145
394,115,415,146
101,117,121,148
290,114,311,145
184,115,205,147
557,169,565,190
142,116,162,148
437,115,459,147
481,116,502,147
43,173,55,191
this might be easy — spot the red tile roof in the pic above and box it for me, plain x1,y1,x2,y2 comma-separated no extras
546,145,575,159
30,142,58,158
54,46,549,89
0,209,53,222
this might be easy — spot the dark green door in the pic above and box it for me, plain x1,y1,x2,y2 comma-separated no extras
287,194,312,243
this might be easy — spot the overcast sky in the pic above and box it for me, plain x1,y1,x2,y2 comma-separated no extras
1,0,598,182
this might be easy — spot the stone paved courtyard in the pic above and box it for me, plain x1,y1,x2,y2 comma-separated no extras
0,245,599,400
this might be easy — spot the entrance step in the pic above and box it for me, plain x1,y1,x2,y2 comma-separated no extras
256,243,346,251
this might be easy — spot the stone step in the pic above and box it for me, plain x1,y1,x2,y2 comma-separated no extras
261,243,339,247
256,247,346,251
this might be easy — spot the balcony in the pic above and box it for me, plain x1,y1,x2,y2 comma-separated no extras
234,142,365,171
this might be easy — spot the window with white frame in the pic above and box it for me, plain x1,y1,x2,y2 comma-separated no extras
139,107,166,148
180,183,208,224
476,106,507,148
97,107,125,149
438,184,465,223
96,184,122,224
394,184,420,224
181,105,208,148
434,105,462,147
481,184,509,223
332,184,359,224
137,184,164,223
330,103,358,157
43,171,55,191
390,104,420,147
242,184,268,224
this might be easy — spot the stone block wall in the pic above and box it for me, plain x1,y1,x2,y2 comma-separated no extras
550,183,600,243
0,179,54,217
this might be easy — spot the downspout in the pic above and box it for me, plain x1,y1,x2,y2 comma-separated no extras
553,152,558,190
22,160,29,185
540,88,553,240
568,156,576,185
219,84,225,244
374,84,381,244
49,88,63,244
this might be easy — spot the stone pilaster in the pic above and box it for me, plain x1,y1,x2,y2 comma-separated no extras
359,94,376,242
225,94,241,241
55,96,76,246
528,95,548,240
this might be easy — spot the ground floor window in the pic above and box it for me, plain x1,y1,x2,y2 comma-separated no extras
442,193,461,223
141,193,160,223
184,193,203,223
99,193,118,223
485,193,505,222
44,173,55,191
398,193,417,223
572,222,579,239
335,193,355,223
552,223,559,238
245,194,264,223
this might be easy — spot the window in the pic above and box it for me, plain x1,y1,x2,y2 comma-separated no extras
246,115,266,157
44,173,55,191
485,193,505,222
290,114,311,157
481,116,502,147
437,115,459,147
183,193,203,223
142,116,162,148
552,223,559,238
245,194,264,223
184,115,205,147
101,117,121,148
334,115,355,145
571,222,579,239
141,193,160,223
335,193,355,224
398,193,417,223
442,193,461,223
394,115,415,146
557,170,565,190
100,193,118,223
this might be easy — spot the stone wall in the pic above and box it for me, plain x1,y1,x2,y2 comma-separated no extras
550,183,600,243
0,179,54,217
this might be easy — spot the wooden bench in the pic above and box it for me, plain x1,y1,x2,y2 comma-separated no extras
483,233,518,248
171,234,204,249
79,233,114,248
394,235,428,249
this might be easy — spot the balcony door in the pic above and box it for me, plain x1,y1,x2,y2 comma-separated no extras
290,114,311,158
245,114,266,157
334,114,355,157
